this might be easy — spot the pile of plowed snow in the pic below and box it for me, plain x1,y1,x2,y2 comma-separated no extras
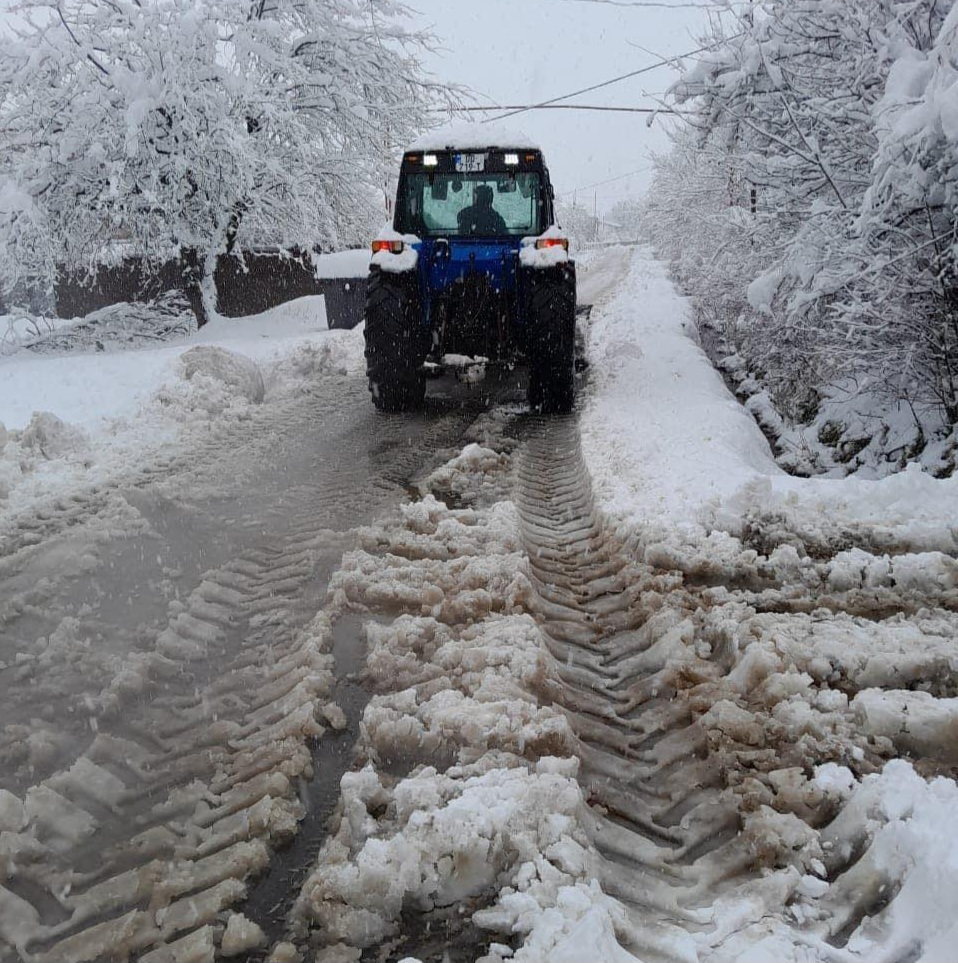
0,296,364,526
290,425,640,962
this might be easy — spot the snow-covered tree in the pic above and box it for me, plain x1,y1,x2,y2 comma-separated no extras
555,199,600,249
0,0,448,323
649,0,957,452
857,4,958,422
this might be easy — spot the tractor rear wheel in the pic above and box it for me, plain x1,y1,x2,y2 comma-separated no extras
523,263,576,414
364,267,429,412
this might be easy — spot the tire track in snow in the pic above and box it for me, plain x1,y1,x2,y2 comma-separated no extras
282,407,958,962
0,380,483,963
516,417,958,960
2,534,326,962
515,416,738,961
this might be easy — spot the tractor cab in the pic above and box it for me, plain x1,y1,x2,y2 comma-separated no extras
365,128,576,413
395,147,556,239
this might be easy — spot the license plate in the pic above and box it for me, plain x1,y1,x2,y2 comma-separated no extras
454,152,486,173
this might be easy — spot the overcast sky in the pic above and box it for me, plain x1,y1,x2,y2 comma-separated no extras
405,0,712,213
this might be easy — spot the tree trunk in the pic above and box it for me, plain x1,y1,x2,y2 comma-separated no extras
181,247,208,327
224,200,249,257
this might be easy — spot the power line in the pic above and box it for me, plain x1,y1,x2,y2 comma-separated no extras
486,63,671,123
556,0,726,6
443,104,678,115
484,36,740,124
558,166,652,197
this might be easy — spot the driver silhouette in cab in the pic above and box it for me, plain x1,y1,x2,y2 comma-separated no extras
457,184,506,235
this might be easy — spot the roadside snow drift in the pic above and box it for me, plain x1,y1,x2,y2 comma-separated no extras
581,248,958,554
0,296,364,527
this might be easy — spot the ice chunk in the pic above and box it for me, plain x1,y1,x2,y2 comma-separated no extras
220,912,266,957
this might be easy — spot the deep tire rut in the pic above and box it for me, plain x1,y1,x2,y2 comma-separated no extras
515,416,730,961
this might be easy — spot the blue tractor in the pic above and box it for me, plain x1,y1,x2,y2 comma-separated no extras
364,132,576,413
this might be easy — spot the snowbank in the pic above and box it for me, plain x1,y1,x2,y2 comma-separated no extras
581,248,778,535
0,296,364,525
582,248,958,553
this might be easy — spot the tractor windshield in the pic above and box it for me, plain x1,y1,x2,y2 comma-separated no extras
396,172,545,238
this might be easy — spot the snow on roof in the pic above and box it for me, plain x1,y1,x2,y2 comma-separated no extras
407,120,541,153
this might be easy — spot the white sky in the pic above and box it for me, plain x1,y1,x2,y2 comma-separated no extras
405,0,712,213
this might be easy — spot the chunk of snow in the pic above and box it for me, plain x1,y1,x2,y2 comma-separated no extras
20,411,88,459
852,689,958,762
821,759,958,962
220,913,266,957
180,346,265,404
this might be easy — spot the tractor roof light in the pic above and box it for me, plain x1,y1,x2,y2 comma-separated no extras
504,153,520,166
372,239,405,254
423,154,439,167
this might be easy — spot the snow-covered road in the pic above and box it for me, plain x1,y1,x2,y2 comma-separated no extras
0,316,487,961
1,248,957,962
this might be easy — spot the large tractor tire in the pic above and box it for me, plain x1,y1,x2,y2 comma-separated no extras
523,263,577,414
364,267,430,412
